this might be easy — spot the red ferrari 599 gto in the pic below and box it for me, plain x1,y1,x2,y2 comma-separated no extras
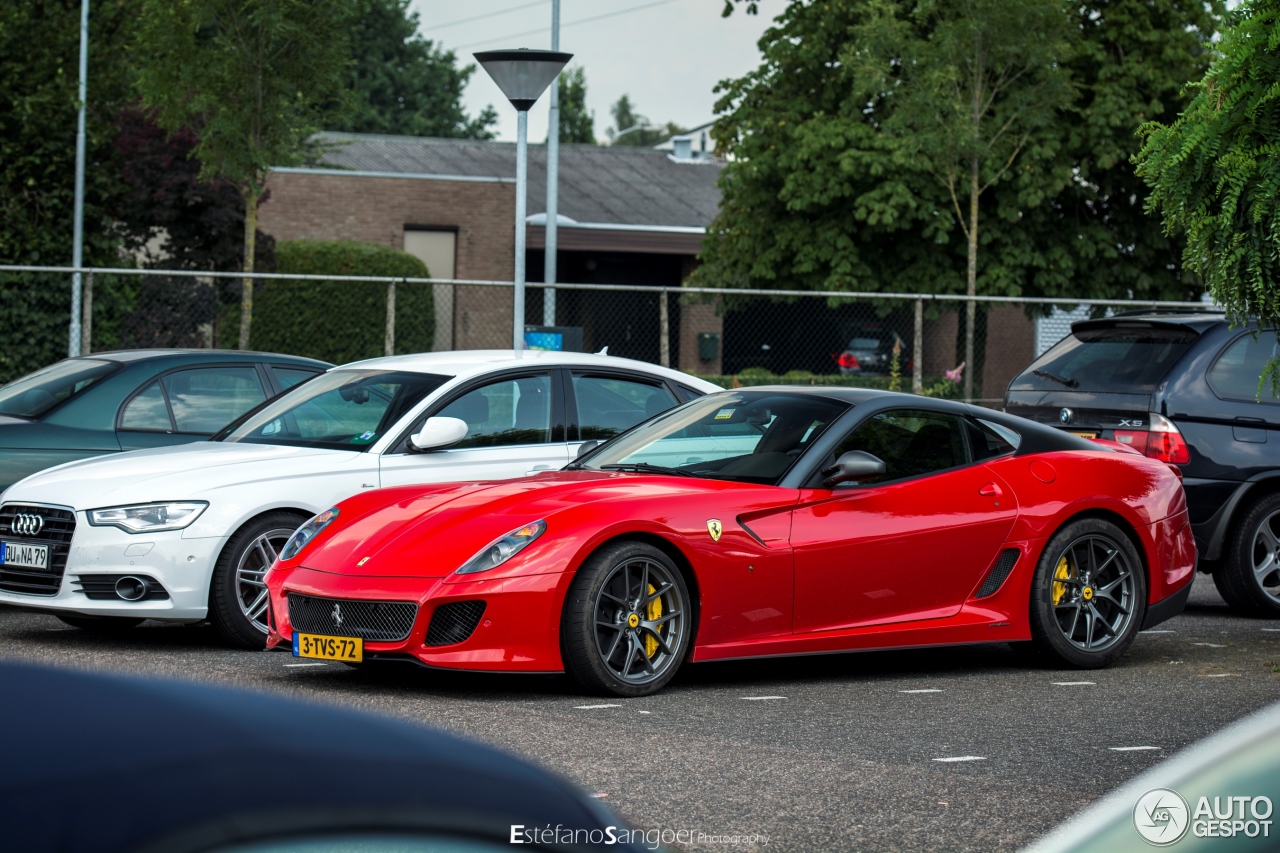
264,388,1195,696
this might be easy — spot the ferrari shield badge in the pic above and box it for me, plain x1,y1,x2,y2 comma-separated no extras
707,519,723,542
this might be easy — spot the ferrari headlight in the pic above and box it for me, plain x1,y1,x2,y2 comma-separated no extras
280,507,340,561
87,501,208,533
456,520,547,575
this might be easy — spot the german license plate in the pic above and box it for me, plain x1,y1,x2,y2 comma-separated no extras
1070,430,1100,439
0,541,49,570
293,631,362,662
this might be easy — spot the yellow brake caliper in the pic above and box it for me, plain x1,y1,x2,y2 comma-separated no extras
644,583,662,658
1052,556,1072,606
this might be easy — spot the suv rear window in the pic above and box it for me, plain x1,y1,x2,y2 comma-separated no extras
1018,323,1198,393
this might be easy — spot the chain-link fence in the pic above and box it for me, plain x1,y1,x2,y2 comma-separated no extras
0,265,1211,404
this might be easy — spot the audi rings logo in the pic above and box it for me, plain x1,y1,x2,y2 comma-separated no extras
11,513,44,537
1134,788,1190,846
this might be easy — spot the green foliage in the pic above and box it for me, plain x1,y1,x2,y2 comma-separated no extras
606,94,686,146
698,370,956,393
1136,0,1280,389
696,0,1220,303
557,66,595,144
256,240,433,364
334,0,496,139
134,0,355,199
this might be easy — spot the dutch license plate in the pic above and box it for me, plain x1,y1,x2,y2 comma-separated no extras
293,631,362,662
1070,430,1100,439
0,541,49,570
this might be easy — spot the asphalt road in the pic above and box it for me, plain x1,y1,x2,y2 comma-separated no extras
3,575,1279,852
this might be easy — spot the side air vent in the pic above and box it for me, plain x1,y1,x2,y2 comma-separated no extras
425,600,487,647
976,549,1020,599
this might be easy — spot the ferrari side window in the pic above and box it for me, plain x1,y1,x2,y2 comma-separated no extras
832,410,971,483
436,374,553,448
968,418,1019,460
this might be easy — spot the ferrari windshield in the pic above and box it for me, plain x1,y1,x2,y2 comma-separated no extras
580,391,849,485
220,369,449,451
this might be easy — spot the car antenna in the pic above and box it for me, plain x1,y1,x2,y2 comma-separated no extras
595,346,608,356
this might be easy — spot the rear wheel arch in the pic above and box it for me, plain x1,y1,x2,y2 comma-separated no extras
1055,508,1150,586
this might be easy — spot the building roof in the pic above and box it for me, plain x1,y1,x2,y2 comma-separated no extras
306,132,722,231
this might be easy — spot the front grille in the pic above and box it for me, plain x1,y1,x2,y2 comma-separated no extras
72,575,169,601
0,504,76,596
975,549,1020,598
287,593,417,642
425,600,487,647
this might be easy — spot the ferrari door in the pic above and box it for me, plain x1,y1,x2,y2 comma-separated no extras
379,370,570,486
791,409,1017,633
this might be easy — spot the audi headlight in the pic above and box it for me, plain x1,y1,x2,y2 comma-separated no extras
456,520,547,575
280,507,340,561
87,502,208,533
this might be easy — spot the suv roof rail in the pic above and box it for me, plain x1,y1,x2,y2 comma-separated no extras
1110,307,1225,318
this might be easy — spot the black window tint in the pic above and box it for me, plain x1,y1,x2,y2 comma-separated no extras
832,410,971,483
119,381,173,431
1017,324,1197,393
162,367,266,433
272,366,321,390
967,418,1017,460
574,375,677,440
1209,332,1280,403
437,374,553,448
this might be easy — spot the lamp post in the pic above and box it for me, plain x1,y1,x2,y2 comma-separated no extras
474,48,572,351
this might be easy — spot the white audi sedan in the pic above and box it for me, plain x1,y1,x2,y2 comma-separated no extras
0,350,717,647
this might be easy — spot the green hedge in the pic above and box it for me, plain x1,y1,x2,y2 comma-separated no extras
695,371,962,398
251,240,433,365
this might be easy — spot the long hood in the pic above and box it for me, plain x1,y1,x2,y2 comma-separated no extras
2,442,363,509
296,472,729,579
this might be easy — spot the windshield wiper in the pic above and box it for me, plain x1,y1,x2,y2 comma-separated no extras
599,463,695,477
1033,369,1079,388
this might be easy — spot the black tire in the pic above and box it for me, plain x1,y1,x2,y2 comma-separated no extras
209,511,304,649
561,541,693,697
1214,493,1280,617
56,614,144,632
1028,518,1146,669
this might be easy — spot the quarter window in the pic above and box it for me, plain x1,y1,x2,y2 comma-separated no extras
162,367,266,434
573,374,677,440
119,381,174,431
1209,332,1280,403
831,410,971,483
436,374,553,448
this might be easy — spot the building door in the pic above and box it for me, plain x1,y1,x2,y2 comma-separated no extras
403,228,457,352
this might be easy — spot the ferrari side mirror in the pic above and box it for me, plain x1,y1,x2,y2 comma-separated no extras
574,440,600,458
410,417,468,451
822,450,886,487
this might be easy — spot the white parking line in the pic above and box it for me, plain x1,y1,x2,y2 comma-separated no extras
1110,746,1161,751
1193,642,1226,648
933,756,986,763
1263,628,1280,632
575,704,622,709
899,689,943,694
741,696,787,701
284,663,328,668
1141,629,1176,634
1201,673,1240,678
1053,681,1095,686
638,710,652,715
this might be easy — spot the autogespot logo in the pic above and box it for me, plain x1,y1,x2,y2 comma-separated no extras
1134,788,1190,846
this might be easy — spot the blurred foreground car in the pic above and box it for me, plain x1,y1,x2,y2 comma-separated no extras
0,351,715,648
0,660,640,853
266,388,1194,697
0,349,329,491
1024,700,1280,852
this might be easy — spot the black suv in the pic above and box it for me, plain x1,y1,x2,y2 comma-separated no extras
1005,311,1280,617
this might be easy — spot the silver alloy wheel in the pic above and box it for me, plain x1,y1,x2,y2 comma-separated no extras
593,557,685,685
1249,509,1280,604
1050,534,1136,652
236,527,294,634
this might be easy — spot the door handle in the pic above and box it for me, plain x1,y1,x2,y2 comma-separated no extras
979,482,1002,497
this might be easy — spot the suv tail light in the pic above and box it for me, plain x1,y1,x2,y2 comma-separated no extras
1114,413,1190,465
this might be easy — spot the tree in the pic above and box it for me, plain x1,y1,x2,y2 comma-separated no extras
557,66,595,143
334,0,496,139
699,0,1221,389
606,94,685,146
134,0,355,349
1135,0,1280,389
850,0,1075,398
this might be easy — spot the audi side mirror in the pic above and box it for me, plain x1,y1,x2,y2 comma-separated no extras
409,417,469,451
822,450,886,487
575,440,600,458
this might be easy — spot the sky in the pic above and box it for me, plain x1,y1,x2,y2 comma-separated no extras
407,0,780,143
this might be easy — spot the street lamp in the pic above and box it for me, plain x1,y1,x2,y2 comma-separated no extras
474,48,572,350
